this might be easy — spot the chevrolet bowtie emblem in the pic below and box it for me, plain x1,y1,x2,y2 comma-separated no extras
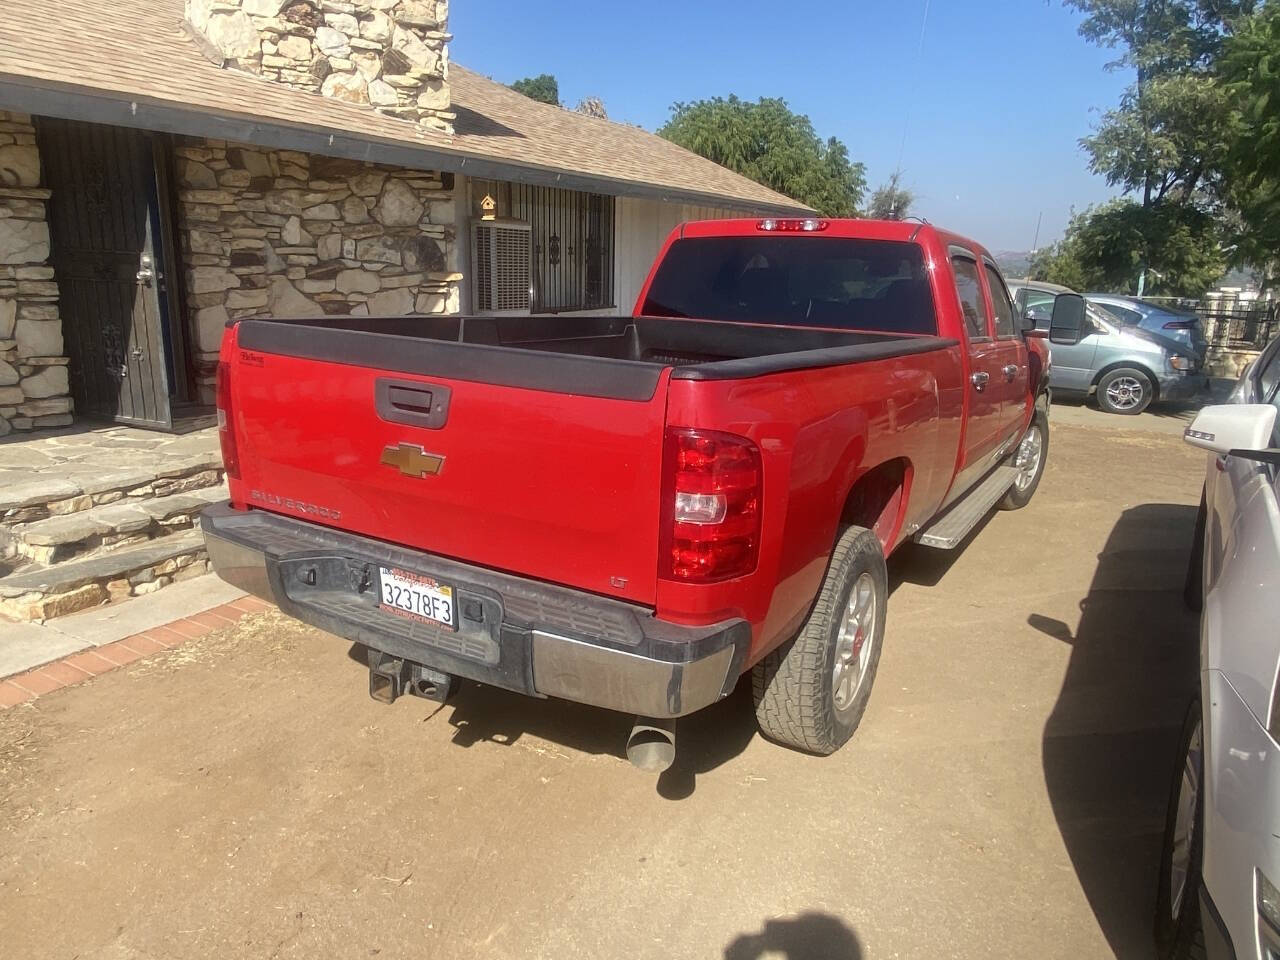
380,443,445,477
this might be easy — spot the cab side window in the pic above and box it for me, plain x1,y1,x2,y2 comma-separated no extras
951,256,989,340
1258,344,1280,446
984,265,1016,337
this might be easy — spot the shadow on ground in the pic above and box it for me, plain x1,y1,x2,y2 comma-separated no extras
724,912,862,960
345,642,760,800
1034,502,1200,958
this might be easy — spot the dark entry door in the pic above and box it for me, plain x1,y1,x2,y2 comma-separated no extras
38,119,177,428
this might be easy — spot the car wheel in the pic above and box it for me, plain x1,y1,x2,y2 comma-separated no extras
1155,700,1207,960
999,405,1049,510
1097,367,1154,415
752,524,887,755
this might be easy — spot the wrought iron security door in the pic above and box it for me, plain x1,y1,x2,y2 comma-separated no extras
37,118,176,428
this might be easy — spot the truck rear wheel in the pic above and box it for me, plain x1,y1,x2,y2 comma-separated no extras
752,524,887,755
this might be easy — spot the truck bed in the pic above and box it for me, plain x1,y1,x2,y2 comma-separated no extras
236,314,955,401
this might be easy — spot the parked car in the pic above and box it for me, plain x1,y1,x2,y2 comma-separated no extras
202,217,1075,771
1088,293,1210,360
1008,279,1205,415
1162,340,1280,960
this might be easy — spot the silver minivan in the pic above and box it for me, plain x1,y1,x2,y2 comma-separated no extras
1008,279,1206,415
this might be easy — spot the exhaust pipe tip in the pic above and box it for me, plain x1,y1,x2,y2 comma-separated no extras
626,718,676,773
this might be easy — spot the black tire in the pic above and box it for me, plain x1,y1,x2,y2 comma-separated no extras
1184,491,1207,613
999,405,1049,510
1096,366,1155,415
1154,700,1207,960
752,525,887,755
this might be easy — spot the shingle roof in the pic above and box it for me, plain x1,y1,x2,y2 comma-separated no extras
0,0,808,214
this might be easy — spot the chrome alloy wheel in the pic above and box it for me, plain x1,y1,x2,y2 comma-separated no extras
832,572,877,712
1013,423,1044,492
1106,375,1145,411
1169,716,1203,920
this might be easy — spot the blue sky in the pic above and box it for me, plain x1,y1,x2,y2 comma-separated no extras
450,0,1132,251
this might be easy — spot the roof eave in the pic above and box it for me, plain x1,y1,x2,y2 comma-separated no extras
0,76,812,216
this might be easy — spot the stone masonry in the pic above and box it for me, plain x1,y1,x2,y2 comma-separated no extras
175,138,460,402
0,111,73,436
184,0,453,133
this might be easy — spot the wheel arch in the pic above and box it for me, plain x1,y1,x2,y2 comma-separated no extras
839,457,914,553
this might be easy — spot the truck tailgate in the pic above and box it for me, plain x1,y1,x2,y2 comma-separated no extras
227,330,671,606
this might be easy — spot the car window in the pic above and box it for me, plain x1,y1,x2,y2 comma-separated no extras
1102,302,1144,326
1022,290,1056,330
1259,343,1280,406
984,265,1016,337
951,256,989,339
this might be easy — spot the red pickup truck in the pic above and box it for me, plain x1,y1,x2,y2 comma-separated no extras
202,217,1080,769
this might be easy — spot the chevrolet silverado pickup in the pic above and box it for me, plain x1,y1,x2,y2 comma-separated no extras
202,217,1080,769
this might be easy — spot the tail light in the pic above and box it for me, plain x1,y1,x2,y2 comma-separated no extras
215,361,241,480
660,428,762,582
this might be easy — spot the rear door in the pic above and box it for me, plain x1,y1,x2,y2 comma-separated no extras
950,250,1004,494
227,328,671,605
982,261,1031,446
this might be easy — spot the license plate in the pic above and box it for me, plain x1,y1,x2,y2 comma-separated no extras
378,566,455,629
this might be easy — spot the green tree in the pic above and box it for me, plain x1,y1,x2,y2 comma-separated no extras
867,172,915,220
1067,0,1250,207
658,95,866,216
509,74,559,106
1218,1,1280,277
1029,199,1226,295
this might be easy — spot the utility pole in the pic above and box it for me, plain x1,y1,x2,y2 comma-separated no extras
1030,211,1043,254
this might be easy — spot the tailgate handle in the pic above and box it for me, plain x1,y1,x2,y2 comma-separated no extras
375,378,451,429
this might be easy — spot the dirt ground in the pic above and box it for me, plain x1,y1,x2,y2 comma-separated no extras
0,412,1205,960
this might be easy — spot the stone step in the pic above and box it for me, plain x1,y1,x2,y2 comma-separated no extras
0,530,212,622
3,485,228,564
0,452,224,527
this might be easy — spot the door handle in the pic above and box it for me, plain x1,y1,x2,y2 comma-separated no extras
970,371,990,390
1002,363,1019,381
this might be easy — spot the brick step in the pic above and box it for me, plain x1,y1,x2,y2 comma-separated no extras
0,453,224,529
2,485,228,565
0,530,212,621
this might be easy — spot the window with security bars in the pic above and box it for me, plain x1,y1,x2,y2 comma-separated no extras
472,221,532,314
510,184,615,313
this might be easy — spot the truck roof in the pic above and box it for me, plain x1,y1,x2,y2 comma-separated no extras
676,218,998,266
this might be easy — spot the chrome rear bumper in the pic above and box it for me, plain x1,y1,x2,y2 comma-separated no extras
201,504,748,719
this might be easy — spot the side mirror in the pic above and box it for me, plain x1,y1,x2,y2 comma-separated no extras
1049,294,1086,345
1183,404,1277,457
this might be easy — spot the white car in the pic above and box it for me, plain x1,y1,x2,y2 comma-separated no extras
1163,337,1280,960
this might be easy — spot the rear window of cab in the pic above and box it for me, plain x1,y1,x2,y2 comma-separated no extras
640,236,937,335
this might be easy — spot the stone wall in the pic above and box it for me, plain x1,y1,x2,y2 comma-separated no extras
184,0,452,133
175,137,460,402
0,111,72,436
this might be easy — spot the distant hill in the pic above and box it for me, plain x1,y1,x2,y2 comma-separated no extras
995,250,1034,278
